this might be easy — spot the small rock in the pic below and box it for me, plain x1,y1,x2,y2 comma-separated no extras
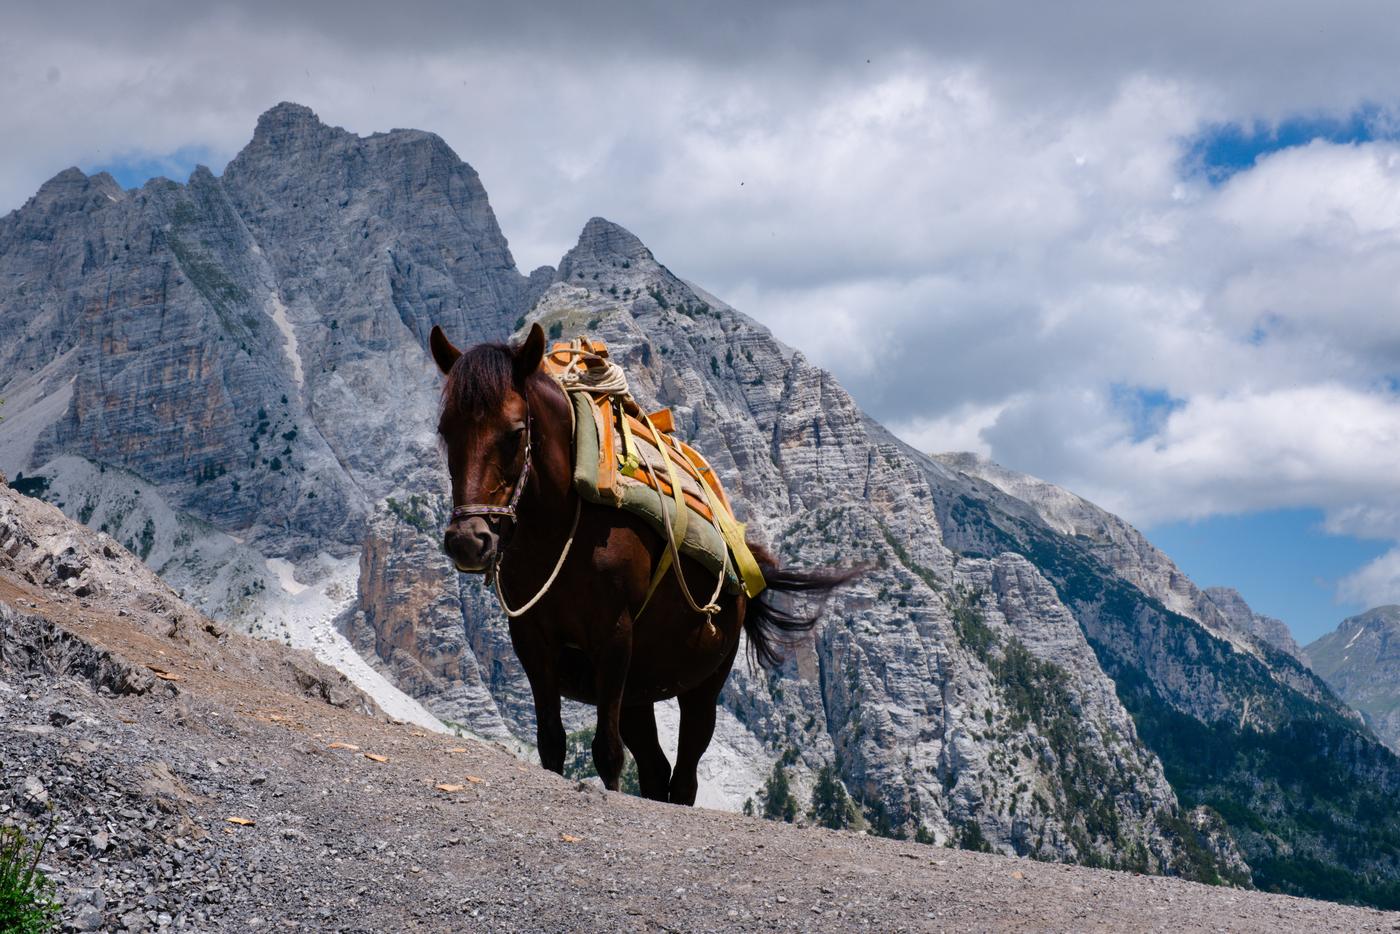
71,904,105,931
22,775,48,808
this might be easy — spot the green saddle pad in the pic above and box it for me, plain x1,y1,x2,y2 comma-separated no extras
568,391,740,592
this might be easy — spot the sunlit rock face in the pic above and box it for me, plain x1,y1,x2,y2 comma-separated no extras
10,103,1400,903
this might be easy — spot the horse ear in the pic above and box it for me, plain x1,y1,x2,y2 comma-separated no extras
513,322,545,384
429,325,461,375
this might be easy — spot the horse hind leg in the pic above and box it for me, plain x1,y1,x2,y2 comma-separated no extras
591,610,634,791
620,704,671,801
669,645,737,806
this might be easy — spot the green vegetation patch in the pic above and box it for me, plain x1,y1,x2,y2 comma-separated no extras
0,823,60,934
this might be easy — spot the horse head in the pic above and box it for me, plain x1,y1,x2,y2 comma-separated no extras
430,322,548,572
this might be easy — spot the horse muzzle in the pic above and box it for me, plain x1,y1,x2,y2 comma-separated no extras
443,517,499,573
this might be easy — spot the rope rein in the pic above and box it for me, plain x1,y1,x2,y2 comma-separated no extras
490,375,580,618
493,497,580,618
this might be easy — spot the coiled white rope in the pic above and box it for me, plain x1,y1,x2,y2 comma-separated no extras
554,348,632,398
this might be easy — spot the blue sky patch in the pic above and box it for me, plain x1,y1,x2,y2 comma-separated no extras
1182,105,1394,183
1145,507,1389,645
88,145,222,191
1110,383,1184,442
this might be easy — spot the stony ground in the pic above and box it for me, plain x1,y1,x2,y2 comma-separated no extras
3,584,1399,932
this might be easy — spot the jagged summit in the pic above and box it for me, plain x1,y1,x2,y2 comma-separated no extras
555,216,664,284
13,166,124,219
246,100,333,148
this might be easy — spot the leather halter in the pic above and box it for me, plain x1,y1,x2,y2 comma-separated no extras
449,414,533,528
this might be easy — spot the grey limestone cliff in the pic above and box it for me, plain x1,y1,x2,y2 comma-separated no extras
1203,586,1306,662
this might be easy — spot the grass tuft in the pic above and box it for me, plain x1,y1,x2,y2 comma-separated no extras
0,820,60,933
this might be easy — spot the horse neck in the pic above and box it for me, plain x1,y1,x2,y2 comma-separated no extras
512,375,575,541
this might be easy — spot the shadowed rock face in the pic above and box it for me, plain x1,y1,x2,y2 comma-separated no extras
1307,606,1400,753
8,103,1400,905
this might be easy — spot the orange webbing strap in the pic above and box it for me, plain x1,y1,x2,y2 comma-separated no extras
625,416,708,488
595,395,621,504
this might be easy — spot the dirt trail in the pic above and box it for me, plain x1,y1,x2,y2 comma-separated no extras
3,574,1397,932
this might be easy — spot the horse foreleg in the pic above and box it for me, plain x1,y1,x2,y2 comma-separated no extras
620,704,671,801
591,610,634,792
669,645,736,806
526,670,566,775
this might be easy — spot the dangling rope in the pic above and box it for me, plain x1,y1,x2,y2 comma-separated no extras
493,497,581,618
490,372,581,619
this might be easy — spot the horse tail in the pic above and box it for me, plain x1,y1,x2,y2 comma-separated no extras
742,542,863,669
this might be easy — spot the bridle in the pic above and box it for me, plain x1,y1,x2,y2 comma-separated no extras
449,413,533,530
447,392,581,618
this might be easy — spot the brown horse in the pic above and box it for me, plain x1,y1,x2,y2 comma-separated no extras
428,322,854,803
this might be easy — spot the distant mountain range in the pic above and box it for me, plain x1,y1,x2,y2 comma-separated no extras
5,102,1400,907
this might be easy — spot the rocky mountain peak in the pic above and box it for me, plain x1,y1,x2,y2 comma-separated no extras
1306,605,1400,753
247,101,333,149
556,217,662,282
15,167,124,219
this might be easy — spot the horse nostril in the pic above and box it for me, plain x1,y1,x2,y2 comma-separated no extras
444,519,497,571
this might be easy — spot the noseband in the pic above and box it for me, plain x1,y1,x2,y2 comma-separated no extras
450,414,533,529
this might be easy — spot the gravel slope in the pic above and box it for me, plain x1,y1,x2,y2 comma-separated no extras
2,484,1397,931
2,591,1397,930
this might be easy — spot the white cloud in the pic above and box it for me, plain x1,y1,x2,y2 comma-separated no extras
1338,549,1400,608
1052,385,1400,526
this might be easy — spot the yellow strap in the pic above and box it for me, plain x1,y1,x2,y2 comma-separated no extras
634,413,695,620
617,406,641,477
693,471,766,598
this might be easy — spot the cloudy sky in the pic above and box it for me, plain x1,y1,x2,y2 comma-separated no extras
5,1,1400,641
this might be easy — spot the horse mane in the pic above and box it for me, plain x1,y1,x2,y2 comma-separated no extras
439,340,561,428
440,342,515,421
